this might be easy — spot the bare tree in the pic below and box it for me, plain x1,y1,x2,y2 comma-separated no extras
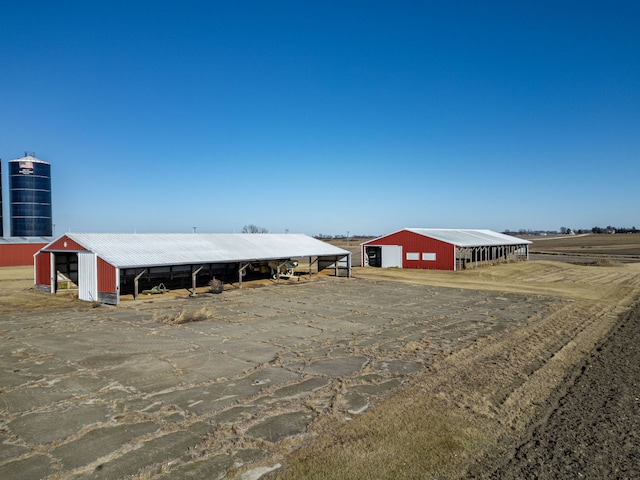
242,224,269,234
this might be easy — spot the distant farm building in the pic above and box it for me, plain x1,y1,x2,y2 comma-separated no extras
361,228,531,271
0,237,52,267
34,233,351,305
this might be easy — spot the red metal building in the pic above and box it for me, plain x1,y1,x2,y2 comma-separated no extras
0,238,52,267
361,228,531,271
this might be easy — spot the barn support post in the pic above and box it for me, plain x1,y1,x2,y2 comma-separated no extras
238,263,250,288
133,269,146,300
275,260,288,283
191,266,204,296
308,256,319,278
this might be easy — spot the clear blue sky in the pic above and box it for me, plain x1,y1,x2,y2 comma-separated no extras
2,1,638,236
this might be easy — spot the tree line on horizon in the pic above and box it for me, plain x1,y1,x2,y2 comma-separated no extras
505,226,638,235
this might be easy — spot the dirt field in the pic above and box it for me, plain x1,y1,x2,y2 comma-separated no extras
528,232,640,263
1,258,639,479
484,299,640,479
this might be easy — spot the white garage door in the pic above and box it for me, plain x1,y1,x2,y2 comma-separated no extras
78,252,98,302
381,245,402,268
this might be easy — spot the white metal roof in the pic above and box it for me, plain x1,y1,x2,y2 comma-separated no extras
45,233,350,269
0,237,53,244
404,228,531,247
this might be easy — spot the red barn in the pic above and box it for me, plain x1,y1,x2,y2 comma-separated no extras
361,228,531,271
0,237,52,266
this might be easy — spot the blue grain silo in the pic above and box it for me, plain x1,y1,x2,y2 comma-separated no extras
9,153,53,237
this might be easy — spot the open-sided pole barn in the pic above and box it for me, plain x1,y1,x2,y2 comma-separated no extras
361,228,531,271
34,233,351,305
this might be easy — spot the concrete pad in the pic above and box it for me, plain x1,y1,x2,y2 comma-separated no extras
238,463,282,480
83,431,201,480
256,322,324,343
8,404,110,445
245,411,315,442
303,356,369,377
1,388,76,414
232,448,266,465
152,366,300,416
256,377,331,405
212,405,264,425
52,421,159,469
214,340,279,365
3,356,78,378
344,391,369,414
78,354,133,368
0,276,560,480
104,356,184,391
0,454,52,480
179,353,259,385
244,365,301,386
0,437,30,461
150,384,243,415
157,454,233,480
0,369,33,389
1,374,109,413
351,379,403,395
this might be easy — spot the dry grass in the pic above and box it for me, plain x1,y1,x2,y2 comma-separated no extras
0,266,92,314
152,306,215,324
353,260,638,303
278,394,494,480
273,260,640,479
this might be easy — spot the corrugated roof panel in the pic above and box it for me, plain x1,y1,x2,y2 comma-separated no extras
56,233,349,268
405,228,531,247
0,237,54,244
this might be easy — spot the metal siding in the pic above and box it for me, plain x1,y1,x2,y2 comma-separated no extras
97,257,117,294
46,235,87,251
78,252,98,302
363,230,412,247
0,243,47,266
35,252,51,286
398,231,454,270
365,230,456,270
